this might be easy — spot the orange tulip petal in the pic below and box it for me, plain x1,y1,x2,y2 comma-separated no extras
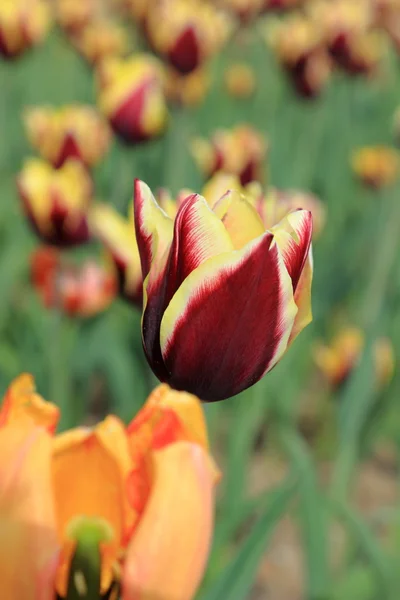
0,422,59,600
122,442,216,600
0,373,59,433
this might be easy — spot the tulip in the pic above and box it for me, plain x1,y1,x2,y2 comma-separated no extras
0,374,60,600
55,0,95,32
90,203,143,307
145,0,232,74
24,106,111,169
351,145,400,189
218,0,264,23
262,0,302,12
30,247,117,317
191,125,268,186
308,0,386,76
224,63,256,99
134,179,313,401
0,375,218,599
68,20,129,66
97,55,168,144
17,159,92,247
249,184,326,239
164,67,212,108
267,14,332,98
314,328,395,391
0,0,50,59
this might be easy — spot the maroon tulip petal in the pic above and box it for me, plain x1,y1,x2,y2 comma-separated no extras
168,27,200,74
160,232,297,401
274,209,312,291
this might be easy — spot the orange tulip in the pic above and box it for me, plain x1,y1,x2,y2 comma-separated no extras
55,0,95,32
0,375,218,599
30,247,117,317
97,55,168,144
17,159,93,247
164,66,212,107
24,105,111,169
0,0,50,59
0,374,60,600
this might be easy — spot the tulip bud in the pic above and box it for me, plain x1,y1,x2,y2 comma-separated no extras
191,125,268,186
164,67,211,107
97,55,168,144
30,247,117,317
133,179,313,401
17,159,93,247
0,0,50,59
224,63,256,99
145,0,232,74
68,20,129,66
351,145,400,189
24,106,111,169
90,203,143,307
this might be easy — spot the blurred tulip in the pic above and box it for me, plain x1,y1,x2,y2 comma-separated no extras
267,14,332,97
134,179,313,401
145,0,232,74
0,0,50,59
0,375,218,599
262,0,302,11
251,185,326,239
119,0,148,25
224,62,256,99
218,0,264,23
351,145,400,188
24,105,111,169
31,247,117,317
17,159,92,247
97,55,168,144
314,328,395,390
164,66,211,107
53,384,218,598
0,375,59,600
55,0,95,32
68,19,129,66
192,125,268,185
90,203,143,307
308,0,386,76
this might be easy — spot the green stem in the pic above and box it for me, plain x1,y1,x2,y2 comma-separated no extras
162,105,190,191
331,189,400,502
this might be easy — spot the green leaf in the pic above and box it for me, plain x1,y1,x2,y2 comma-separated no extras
199,475,297,600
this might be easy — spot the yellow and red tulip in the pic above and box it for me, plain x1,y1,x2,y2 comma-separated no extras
0,0,50,59
17,159,93,247
31,247,117,318
97,55,168,144
90,203,143,307
267,14,332,98
224,63,256,99
68,19,129,66
145,0,232,74
314,327,395,390
308,0,386,76
0,374,218,599
351,145,400,189
133,179,313,401
191,125,268,186
164,66,212,108
262,0,302,12
24,105,111,169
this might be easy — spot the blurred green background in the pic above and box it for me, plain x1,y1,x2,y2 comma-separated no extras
1,8,400,600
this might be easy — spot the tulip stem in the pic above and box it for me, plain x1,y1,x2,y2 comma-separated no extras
331,188,400,502
47,307,78,431
162,105,190,191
